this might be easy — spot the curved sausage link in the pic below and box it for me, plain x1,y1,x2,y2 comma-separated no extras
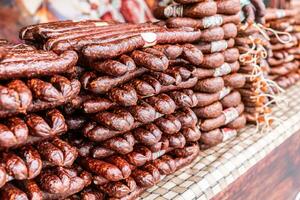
0,80,32,112
26,109,67,138
36,137,78,167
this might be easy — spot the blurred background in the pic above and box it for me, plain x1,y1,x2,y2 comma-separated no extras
0,0,298,42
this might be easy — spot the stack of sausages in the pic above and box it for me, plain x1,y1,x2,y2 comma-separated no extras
265,9,300,89
235,23,275,124
0,40,92,199
153,0,246,149
13,19,207,199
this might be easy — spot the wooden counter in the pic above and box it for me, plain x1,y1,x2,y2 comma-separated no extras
213,130,300,200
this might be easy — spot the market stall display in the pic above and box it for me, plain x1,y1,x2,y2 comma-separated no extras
0,20,208,199
0,1,298,199
265,8,300,88
153,0,246,149
0,40,84,198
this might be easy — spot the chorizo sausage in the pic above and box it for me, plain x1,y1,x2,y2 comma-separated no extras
194,77,224,93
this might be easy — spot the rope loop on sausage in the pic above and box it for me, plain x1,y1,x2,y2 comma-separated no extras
254,23,292,44
238,31,286,132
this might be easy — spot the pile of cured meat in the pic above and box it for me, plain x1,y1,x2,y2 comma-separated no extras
0,17,234,199
0,3,247,198
266,9,300,89
154,0,246,149
1,2,299,200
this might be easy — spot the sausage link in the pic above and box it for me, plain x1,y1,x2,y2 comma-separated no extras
79,157,124,181
26,109,67,138
216,0,241,15
200,104,244,131
98,177,136,198
81,68,147,94
20,20,115,40
131,50,168,72
223,48,240,63
0,183,29,200
181,44,203,66
222,23,237,39
0,51,78,80
168,89,198,108
220,91,241,108
200,27,224,42
227,114,246,130
195,87,231,107
153,44,183,60
200,129,223,148
36,137,78,167
174,107,198,128
133,124,162,146
153,2,217,19
0,146,42,186
155,115,182,135
223,73,246,89
201,52,225,69
194,77,224,93
48,25,164,52
195,38,235,53
0,80,32,112
37,167,91,199
125,146,152,167
192,61,240,79
100,133,135,156
91,60,130,76
193,101,223,119
166,13,240,29
94,108,135,131
181,126,201,142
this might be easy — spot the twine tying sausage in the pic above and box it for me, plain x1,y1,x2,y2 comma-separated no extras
239,28,285,132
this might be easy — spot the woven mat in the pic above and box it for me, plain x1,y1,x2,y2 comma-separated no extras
140,81,300,200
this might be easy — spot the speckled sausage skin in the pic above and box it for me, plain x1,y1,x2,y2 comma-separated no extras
81,68,147,94
227,114,246,129
0,76,80,117
0,146,42,188
166,13,240,29
223,73,246,89
200,103,244,131
36,137,78,167
131,49,169,72
223,48,239,63
200,27,224,42
96,144,200,199
0,80,32,113
0,50,78,80
75,72,197,114
201,53,225,69
72,108,198,161
192,61,240,79
0,109,67,149
216,0,241,15
220,91,241,108
90,60,132,77
82,28,201,60
20,20,117,40
46,24,165,52
153,2,217,19
195,39,235,53
83,101,197,142
195,87,231,107
193,101,223,119
194,77,224,93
